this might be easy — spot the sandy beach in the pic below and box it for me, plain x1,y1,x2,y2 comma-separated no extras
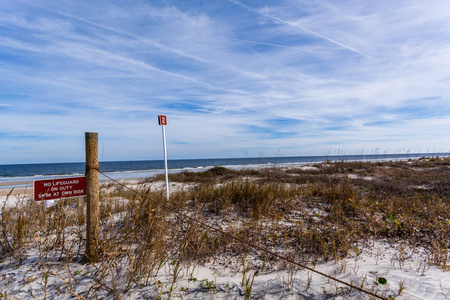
0,180,33,196
0,181,33,209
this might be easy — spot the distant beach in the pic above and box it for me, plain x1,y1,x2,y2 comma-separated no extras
1,152,447,208
2,152,446,184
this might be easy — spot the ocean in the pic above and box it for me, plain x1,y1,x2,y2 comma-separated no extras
1,152,447,185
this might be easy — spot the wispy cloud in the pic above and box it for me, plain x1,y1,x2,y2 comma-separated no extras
0,0,449,163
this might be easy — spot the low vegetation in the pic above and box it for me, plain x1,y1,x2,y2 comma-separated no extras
0,157,449,298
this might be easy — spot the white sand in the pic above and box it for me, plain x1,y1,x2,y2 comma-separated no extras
1,239,449,299
1,171,449,299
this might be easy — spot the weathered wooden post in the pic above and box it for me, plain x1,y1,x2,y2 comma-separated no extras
85,132,99,262
77,197,85,226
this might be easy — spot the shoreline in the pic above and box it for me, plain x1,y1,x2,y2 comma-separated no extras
1,152,448,184
1,155,447,207
0,154,446,189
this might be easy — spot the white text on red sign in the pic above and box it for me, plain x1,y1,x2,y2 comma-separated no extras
34,177,87,201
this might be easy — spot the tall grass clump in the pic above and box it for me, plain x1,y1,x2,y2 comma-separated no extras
187,181,299,218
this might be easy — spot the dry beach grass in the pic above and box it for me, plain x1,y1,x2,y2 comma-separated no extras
0,157,449,299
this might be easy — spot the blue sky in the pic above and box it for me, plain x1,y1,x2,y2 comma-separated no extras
1,0,449,164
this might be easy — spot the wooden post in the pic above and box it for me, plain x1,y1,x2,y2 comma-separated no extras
85,132,99,262
77,197,85,226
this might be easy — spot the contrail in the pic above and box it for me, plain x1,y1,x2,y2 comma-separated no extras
227,0,375,60
20,1,252,95
21,0,275,86
21,0,211,65
218,35,332,54
87,47,250,95
392,65,446,89
227,0,449,90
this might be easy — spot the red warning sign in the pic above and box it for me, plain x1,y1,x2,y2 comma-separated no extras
34,177,86,201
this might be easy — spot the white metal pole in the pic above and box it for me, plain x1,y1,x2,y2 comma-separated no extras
162,124,170,200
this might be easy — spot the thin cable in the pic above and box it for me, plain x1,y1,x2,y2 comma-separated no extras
100,171,388,300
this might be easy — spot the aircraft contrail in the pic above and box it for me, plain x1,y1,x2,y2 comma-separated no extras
218,35,332,54
20,0,253,95
227,0,375,60
227,0,449,91
21,0,210,65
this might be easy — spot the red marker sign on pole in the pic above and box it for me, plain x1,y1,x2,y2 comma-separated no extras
158,115,170,200
158,115,167,125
